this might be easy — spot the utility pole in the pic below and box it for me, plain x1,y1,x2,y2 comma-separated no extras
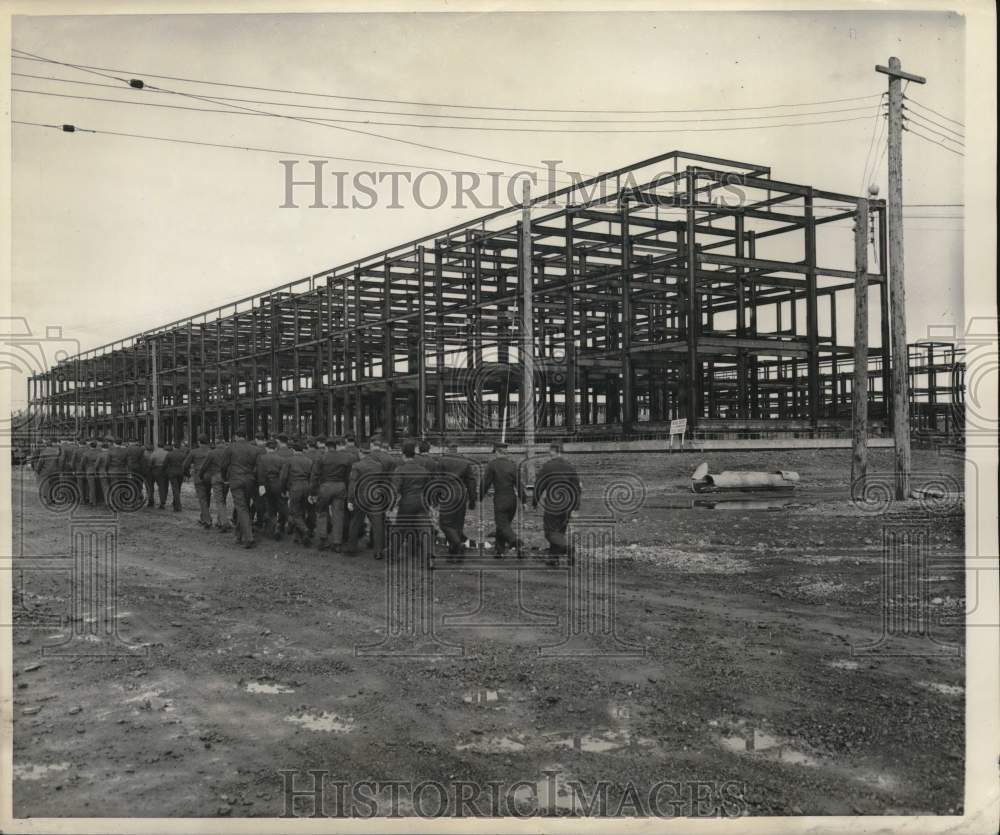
150,338,160,447
520,180,536,483
851,198,869,497
876,56,925,499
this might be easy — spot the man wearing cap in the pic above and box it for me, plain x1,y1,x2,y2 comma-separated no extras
219,428,263,548
82,439,104,507
391,439,432,527
255,439,288,539
271,434,294,536
340,434,361,541
284,440,315,545
33,437,62,505
310,437,355,553
304,436,323,540
140,443,157,508
415,438,440,473
199,438,230,532
480,442,526,557
164,442,188,512
147,443,169,509
125,439,147,505
370,435,398,473
68,440,89,504
436,439,478,557
184,435,214,527
346,441,384,557
102,437,130,508
532,442,581,560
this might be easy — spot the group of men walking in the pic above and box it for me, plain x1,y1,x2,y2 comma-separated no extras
29,434,582,559
31,437,202,511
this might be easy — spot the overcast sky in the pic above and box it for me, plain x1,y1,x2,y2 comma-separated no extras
9,9,965,409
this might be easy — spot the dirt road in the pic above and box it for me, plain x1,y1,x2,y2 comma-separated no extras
10,448,965,818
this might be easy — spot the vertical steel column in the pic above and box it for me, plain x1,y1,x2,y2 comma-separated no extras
684,168,699,426
805,190,819,428
620,198,634,431
434,248,446,434
564,207,577,432
417,246,427,437
852,198,870,496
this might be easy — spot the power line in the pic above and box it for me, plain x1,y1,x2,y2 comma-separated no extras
904,124,965,157
902,114,964,148
11,50,883,115
903,105,965,143
12,71,881,125
904,95,965,128
13,87,882,134
10,120,575,183
858,96,887,194
11,48,570,174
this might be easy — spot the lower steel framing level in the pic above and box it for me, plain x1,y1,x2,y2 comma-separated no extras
30,150,914,445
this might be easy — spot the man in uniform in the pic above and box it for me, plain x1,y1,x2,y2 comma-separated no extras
125,439,147,505
340,434,361,541
436,439,478,558
533,442,582,561
284,440,315,545
219,429,263,548
346,441,383,556
81,440,104,507
480,442,526,557
184,435,214,527
32,437,62,505
70,440,89,504
199,439,230,532
164,442,188,512
103,437,130,509
391,441,433,563
310,437,355,553
303,436,323,540
148,443,169,509
255,439,287,540
271,434,295,538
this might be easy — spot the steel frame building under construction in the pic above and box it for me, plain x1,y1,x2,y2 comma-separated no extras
28,150,959,446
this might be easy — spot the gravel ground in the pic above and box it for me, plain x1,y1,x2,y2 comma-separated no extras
10,447,965,818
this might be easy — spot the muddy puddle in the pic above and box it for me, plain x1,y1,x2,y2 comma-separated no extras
13,762,70,781
917,681,964,697
286,710,355,733
245,681,295,695
711,719,819,767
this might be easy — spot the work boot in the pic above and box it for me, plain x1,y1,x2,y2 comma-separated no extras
244,539,257,550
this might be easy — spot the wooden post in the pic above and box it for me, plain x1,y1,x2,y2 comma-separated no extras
852,198,870,497
520,181,536,481
877,57,925,499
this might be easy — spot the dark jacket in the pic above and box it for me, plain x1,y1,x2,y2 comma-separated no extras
481,457,526,504
392,458,430,514
199,445,227,484
347,455,383,503
534,456,582,513
256,450,287,490
310,449,355,491
33,445,62,477
219,439,262,485
125,444,146,474
370,449,398,472
285,452,314,489
437,452,478,511
106,445,130,476
82,445,103,475
184,444,213,480
164,447,189,477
